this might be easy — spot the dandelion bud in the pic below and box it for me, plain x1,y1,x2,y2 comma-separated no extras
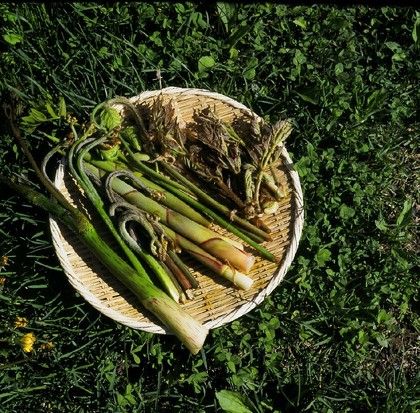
14,317,28,328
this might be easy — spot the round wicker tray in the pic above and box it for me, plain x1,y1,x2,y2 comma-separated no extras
49,87,304,334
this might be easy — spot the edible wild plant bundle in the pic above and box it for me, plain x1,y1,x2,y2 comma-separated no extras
1,93,292,354
141,94,293,219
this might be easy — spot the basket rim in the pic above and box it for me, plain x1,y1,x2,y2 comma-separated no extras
127,86,258,115
49,87,305,333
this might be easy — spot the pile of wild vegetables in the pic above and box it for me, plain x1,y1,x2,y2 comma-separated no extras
1,92,292,354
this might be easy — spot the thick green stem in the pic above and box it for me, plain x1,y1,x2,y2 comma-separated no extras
85,155,271,260
86,163,256,274
1,175,208,354
150,176,279,263
159,161,273,241
85,155,211,227
75,220,208,354
163,225,254,291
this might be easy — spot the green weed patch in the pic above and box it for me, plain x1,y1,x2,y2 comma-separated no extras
0,3,418,412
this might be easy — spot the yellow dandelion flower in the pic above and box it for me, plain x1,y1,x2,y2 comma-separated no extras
20,332,36,353
0,276,6,286
14,317,28,328
0,256,9,271
40,342,53,351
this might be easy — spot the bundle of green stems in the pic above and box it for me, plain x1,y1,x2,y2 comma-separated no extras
1,98,279,354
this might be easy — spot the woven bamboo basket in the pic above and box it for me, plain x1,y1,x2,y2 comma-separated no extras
49,87,304,334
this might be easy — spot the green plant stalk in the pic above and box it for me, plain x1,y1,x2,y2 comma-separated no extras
67,133,150,280
137,176,211,227
86,162,256,274
129,160,276,259
158,260,186,302
0,175,208,355
159,161,273,240
148,176,278,263
167,249,199,289
124,150,195,195
163,253,194,294
162,225,254,291
75,137,192,301
87,154,252,253
117,215,181,303
134,160,271,249
120,137,271,242
121,186,255,274
125,213,196,296
84,154,211,227
86,155,250,253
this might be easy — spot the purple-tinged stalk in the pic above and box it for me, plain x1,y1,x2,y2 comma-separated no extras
162,225,254,291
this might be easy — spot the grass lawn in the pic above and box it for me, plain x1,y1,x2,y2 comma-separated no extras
0,3,419,412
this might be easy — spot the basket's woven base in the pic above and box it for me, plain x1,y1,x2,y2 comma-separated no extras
50,87,304,334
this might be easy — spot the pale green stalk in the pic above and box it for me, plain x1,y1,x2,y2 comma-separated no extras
85,163,256,274
84,154,211,227
162,225,254,291
160,161,273,241
121,138,272,242
147,175,279,263
86,155,255,254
